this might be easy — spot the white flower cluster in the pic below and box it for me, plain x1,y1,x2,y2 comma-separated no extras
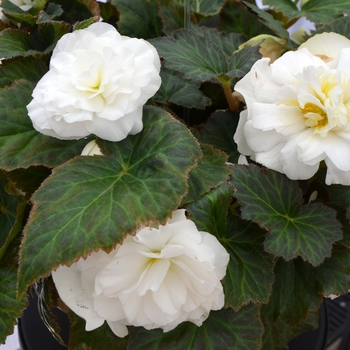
27,22,161,142
52,210,229,337
234,33,350,185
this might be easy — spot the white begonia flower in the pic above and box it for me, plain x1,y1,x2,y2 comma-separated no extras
234,32,350,185
52,210,229,337
81,140,103,156
27,22,161,142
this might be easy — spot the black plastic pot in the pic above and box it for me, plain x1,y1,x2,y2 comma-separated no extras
18,294,69,350
18,294,350,350
288,294,350,350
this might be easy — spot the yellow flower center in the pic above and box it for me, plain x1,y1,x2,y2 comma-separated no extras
300,103,327,129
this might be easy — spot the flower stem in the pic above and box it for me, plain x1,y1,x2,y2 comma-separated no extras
222,81,239,112
184,0,191,29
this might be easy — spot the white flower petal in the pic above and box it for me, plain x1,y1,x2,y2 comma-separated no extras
234,32,350,185
106,320,129,338
52,210,229,335
27,22,161,141
299,32,350,60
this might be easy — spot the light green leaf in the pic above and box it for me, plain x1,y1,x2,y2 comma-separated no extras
230,164,342,266
18,106,201,296
151,29,229,82
111,0,162,39
200,110,240,163
0,80,93,171
181,145,231,205
73,17,98,31
153,66,212,109
178,0,226,16
128,305,263,350
187,183,275,310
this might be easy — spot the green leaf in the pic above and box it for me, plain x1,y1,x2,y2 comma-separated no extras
0,173,19,248
182,145,230,205
200,110,240,163
0,29,45,59
49,0,97,25
128,305,263,350
230,165,342,266
76,0,101,18
0,80,93,171
261,312,318,350
223,215,275,310
151,29,229,82
0,56,48,88
263,257,323,325
153,66,212,109
111,0,163,39
158,0,184,35
0,176,26,263
264,0,350,23
36,18,71,49
178,0,226,16
243,2,290,40
329,184,350,219
69,312,127,350
262,0,299,19
1,0,37,25
5,166,51,199
0,237,27,344
314,243,350,297
73,16,98,31
45,3,64,18
312,16,350,37
189,24,246,57
219,0,275,39
18,106,201,296
187,184,275,310
227,45,261,78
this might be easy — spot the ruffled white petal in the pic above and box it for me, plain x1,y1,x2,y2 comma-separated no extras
52,210,229,336
234,32,350,185
27,22,161,142
299,32,350,60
